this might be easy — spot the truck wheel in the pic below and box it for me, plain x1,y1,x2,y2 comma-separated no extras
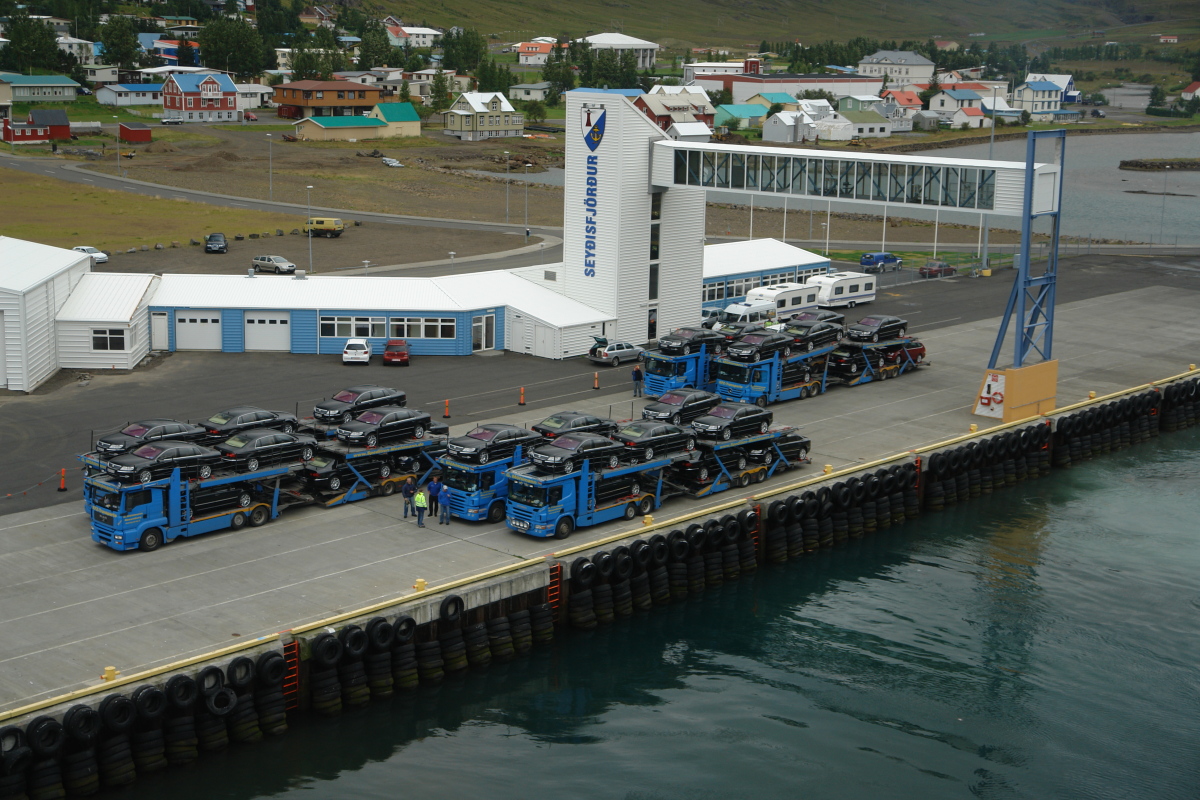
739,473,752,488
140,528,164,552
638,495,654,515
487,501,505,524
380,481,396,496
329,476,342,491
248,506,270,527
246,457,260,472
380,464,392,478
755,397,767,408
238,492,251,507
755,469,767,483
138,469,153,484
623,503,637,520
198,465,212,479
553,517,573,540
365,435,379,448
413,426,425,439
230,512,247,529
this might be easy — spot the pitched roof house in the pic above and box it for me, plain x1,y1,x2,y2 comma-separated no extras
634,90,715,131
162,72,238,123
443,91,524,141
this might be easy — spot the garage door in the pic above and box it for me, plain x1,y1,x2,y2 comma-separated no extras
174,311,222,350
244,311,291,351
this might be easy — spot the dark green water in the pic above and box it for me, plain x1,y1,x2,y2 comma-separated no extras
126,429,1199,800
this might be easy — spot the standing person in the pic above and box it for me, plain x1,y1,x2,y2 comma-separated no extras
632,364,644,397
439,485,452,525
427,474,443,517
412,487,428,527
401,476,416,518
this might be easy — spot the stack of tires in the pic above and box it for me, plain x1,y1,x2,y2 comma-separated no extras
253,651,289,736
194,667,235,751
391,616,421,690
224,657,263,744
335,626,371,708
1053,391,1160,467
162,675,199,765
23,716,64,800
926,425,1050,507
306,634,343,717
95,694,137,788
0,725,33,800
1157,380,1195,433
362,617,395,699
129,685,168,773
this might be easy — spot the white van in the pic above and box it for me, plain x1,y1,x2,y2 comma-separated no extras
714,300,777,327
744,282,820,323
806,272,877,309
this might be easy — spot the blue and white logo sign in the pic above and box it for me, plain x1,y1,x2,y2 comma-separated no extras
582,106,606,151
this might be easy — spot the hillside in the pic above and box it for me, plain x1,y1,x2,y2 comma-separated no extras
386,0,1195,51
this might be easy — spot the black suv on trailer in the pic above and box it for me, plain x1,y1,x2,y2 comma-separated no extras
641,389,721,426
846,315,907,343
313,385,407,424
657,327,728,356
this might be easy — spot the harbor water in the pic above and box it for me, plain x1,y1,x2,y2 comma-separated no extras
122,427,1199,799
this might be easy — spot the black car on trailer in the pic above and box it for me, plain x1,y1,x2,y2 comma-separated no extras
783,319,844,351
726,331,795,362
95,419,209,457
610,421,696,463
215,428,318,472
105,442,223,484
447,424,543,464
690,403,774,440
531,411,617,439
304,452,394,493
657,327,728,356
313,385,407,424
336,406,433,447
201,406,299,440
745,431,811,467
529,433,625,473
642,389,721,426
846,315,907,343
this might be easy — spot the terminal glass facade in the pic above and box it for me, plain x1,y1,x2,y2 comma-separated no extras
673,150,996,211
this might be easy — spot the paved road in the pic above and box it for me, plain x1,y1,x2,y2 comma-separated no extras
0,252,1197,516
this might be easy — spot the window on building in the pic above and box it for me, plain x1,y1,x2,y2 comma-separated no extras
92,328,126,351
703,283,726,303
650,191,662,220
316,91,324,99
648,262,659,300
649,223,660,260
320,316,385,337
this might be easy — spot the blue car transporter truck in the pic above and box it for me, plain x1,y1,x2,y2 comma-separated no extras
643,344,720,397
439,445,530,523
81,438,444,552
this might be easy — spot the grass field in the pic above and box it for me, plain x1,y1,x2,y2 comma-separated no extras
0,166,304,251
13,96,152,125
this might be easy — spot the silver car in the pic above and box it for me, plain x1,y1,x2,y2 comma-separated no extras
72,246,108,263
587,337,645,366
252,255,297,274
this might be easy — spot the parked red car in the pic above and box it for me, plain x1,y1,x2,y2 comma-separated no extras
243,112,258,121
382,339,411,366
918,261,958,278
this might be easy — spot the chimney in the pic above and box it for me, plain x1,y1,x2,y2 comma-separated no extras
247,268,255,278
293,270,306,279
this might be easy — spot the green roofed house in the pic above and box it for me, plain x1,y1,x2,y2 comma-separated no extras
714,103,768,128
839,108,891,138
368,102,420,137
0,73,80,102
294,115,387,141
745,92,799,112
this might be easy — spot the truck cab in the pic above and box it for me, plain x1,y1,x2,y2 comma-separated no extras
439,445,529,523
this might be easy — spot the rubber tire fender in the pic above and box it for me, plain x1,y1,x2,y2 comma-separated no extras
439,595,466,625
928,451,948,477
648,535,670,567
99,695,136,734
964,441,981,467
685,524,708,554
62,705,100,746
801,491,820,519
629,540,652,573
592,551,615,581
309,632,343,669
737,508,759,534
878,469,897,495
1006,431,1023,457
901,462,918,488
338,625,369,660
0,725,31,777
667,529,689,561
392,615,417,645
982,437,999,462
256,651,287,688
365,616,395,652
226,656,255,692
569,557,596,589
703,518,723,543
26,717,64,759
767,500,789,525
721,517,740,544
205,687,236,717
863,474,881,499
847,477,866,504
814,486,832,507
612,550,634,581
132,685,167,723
196,666,225,698
783,495,801,523
832,482,852,510
165,675,198,711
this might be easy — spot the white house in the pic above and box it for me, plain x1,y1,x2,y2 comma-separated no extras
508,82,552,102
856,50,935,82
649,84,711,101
682,61,746,82
1011,81,1062,120
96,83,164,106
576,32,659,70
762,110,816,143
665,121,712,142
814,113,854,141
1182,81,1200,101
950,106,992,128
235,83,274,110
55,273,159,371
56,35,94,64
1025,73,1079,103
928,88,981,120
0,237,91,392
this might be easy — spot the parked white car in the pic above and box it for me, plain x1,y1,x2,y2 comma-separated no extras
72,246,108,263
252,255,297,274
342,338,371,364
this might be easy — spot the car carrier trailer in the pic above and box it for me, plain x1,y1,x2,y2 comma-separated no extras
80,438,445,552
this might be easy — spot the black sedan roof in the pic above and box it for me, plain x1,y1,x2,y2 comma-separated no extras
540,411,594,421
344,384,392,394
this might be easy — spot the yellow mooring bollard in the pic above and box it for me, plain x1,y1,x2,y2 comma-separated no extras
970,424,978,433
823,464,833,474
412,578,427,591
641,514,654,526
101,666,120,682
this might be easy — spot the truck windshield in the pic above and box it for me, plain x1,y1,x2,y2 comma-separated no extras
93,490,120,511
643,358,682,377
508,482,548,507
715,362,753,383
442,465,479,492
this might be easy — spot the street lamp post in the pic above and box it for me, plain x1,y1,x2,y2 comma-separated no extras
363,260,371,276
306,185,314,274
504,151,510,224
267,134,273,201
524,163,531,239
980,85,998,269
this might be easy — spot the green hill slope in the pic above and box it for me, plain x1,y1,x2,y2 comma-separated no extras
391,0,1186,49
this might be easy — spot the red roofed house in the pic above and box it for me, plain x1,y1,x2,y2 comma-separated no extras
881,89,922,111
1159,34,1178,44
514,42,566,66
633,89,715,131
162,72,239,123
2,109,71,143
934,40,959,51
1182,81,1200,101
951,106,991,128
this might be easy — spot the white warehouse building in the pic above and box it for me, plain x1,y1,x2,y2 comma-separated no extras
55,273,159,371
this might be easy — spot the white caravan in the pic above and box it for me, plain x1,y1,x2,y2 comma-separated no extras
806,272,877,308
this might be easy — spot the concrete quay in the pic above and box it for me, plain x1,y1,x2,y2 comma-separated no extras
0,282,1195,721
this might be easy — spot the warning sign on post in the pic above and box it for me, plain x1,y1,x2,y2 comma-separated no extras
974,371,1006,419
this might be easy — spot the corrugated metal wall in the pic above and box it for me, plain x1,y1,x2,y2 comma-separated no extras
55,323,138,370
657,184,705,339
290,309,319,353
221,309,245,352
23,283,56,392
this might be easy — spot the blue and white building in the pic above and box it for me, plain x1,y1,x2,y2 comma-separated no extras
702,239,830,309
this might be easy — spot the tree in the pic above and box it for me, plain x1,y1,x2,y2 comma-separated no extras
98,15,141,71
199,18,264,78
399,79,411,103
176,38,197,68
759,39,770,55
525,99,546,122
617,49,639,88
540,40,575,100
289,41,326,80
1020,109,1031,125
1148,84,1167,107
918,73,941,109
224,0,240,16
798,88,835,103
356,21,390,70
0,9,60,73
430,69,451,112
440,27,487,72
711,87,733,106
